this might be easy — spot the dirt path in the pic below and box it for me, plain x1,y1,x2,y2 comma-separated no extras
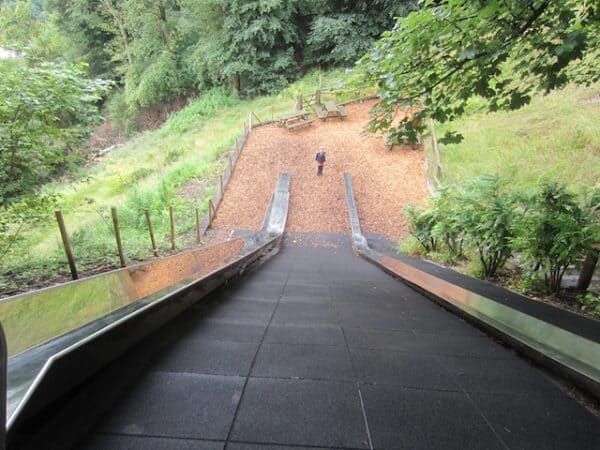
212,99,429,241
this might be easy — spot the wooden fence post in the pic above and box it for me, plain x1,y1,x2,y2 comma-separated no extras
195,207,201,244
55,209,78,280
428,118,443,185
144,209,159,257
219,175,224,197
296,94,303,112
208,199,214,227
111,207,126,267
169,206,175,250
248,112,252,130
315,89,321,106
228,152,233,173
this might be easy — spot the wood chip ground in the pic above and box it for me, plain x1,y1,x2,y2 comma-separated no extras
212,99,429,241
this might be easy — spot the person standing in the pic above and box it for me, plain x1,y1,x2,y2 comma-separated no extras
315,146,326,176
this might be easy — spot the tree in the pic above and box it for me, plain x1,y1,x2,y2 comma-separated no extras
0,0,39,50
305,0,415,66
98,0,132,68
121,0,192,108
0,0,70,61
46,0,118,77
219,0,300,96
0,60,110,203
358,0,599,143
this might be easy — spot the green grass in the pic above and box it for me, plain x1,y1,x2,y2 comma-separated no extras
429,85,600,193
0,69,355,296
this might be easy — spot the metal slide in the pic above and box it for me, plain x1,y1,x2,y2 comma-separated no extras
343,172,600,399
0,173,291,443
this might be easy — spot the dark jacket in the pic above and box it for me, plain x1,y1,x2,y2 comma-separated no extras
315,151,326,164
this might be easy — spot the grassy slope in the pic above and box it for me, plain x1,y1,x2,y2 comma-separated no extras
431,85,600,192
1,70,351,295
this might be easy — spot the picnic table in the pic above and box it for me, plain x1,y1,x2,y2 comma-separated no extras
277,110,313,131
314,100,348,120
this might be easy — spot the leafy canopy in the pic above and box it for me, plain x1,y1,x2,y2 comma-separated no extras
358,0,599,143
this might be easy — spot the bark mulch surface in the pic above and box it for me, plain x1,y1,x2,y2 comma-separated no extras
129,238,245,299
212,99,429,240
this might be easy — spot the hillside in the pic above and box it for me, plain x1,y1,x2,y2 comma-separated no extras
430,85,600,192
0,71,355,297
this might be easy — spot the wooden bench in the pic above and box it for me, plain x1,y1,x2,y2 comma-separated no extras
286,118,313,131
314,101,348,120
314,103,327,120
277,110,309,125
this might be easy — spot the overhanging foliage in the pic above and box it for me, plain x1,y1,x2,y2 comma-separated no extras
358,0,599,143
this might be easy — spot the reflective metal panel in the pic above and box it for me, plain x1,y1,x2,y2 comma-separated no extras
0,239,244,357
379,255,600,388
343,170,600,397
3,171,292,434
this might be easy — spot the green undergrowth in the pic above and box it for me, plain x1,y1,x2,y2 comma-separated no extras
405,86,600,316
0,69,355,297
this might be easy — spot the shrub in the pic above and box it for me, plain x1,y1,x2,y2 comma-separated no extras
397,235,425,256
127,51,184,109
431,187,464,260
404,204,438,253
457,175,516,279
105,89,135,136
513,182,593,293
0,61,110,204
577,292,600,317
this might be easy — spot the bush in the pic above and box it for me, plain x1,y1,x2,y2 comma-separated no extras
513,182,594,293
127,51,184,109
402,175,597,296
430,187,464,260
577,293,600,317
455,175,516,279
404,204,439,253
397,235,425,256
0,193,60,261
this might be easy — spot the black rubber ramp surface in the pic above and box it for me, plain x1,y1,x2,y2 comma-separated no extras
79,234,599,450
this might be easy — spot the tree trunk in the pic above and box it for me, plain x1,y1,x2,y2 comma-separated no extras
577,250,598,291
157,1,169,46
231,74,241,99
